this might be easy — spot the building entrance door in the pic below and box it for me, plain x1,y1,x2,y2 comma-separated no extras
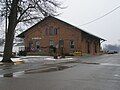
87,42,90,54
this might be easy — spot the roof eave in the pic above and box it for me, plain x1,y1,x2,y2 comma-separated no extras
16,34,25,38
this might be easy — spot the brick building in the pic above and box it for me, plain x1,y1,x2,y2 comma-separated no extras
18,16,105,56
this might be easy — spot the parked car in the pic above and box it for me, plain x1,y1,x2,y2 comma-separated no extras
107,50,118,54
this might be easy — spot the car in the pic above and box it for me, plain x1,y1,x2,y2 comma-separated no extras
107,50,118,54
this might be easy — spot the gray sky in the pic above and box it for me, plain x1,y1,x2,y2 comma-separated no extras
57,0,120,45
0,0,120,46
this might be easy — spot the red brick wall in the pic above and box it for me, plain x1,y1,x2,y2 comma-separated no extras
24,17,101,55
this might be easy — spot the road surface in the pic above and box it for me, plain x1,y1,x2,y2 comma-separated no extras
0,54,120,90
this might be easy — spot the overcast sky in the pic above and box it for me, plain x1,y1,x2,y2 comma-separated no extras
0,0,120,46
57,0,120,46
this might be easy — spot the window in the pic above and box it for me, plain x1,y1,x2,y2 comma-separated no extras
54,28,58,35
29,42,33,51
35,41,40,49
49,29,54,36
49,26,58,36
50,40,54,46
70,40,75,48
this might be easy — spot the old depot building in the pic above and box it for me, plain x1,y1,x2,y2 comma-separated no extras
18,16,105,56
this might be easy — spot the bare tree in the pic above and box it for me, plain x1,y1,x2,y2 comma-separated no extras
0,0,62,63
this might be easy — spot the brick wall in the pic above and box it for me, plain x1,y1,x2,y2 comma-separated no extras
23,17,101,56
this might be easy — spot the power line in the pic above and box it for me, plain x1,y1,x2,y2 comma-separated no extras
80,5,120,26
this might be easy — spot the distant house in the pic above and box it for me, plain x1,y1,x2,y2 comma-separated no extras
17,16,105,56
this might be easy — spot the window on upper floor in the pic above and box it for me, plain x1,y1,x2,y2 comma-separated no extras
48,26,58,36
54,28,58,35
49,29,55,36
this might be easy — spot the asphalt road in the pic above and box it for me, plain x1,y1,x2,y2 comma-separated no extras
0,54,120,90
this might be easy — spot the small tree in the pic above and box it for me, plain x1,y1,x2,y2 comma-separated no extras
0,0,62,63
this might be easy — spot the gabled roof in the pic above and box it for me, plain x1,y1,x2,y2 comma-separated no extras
17,16,106,41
